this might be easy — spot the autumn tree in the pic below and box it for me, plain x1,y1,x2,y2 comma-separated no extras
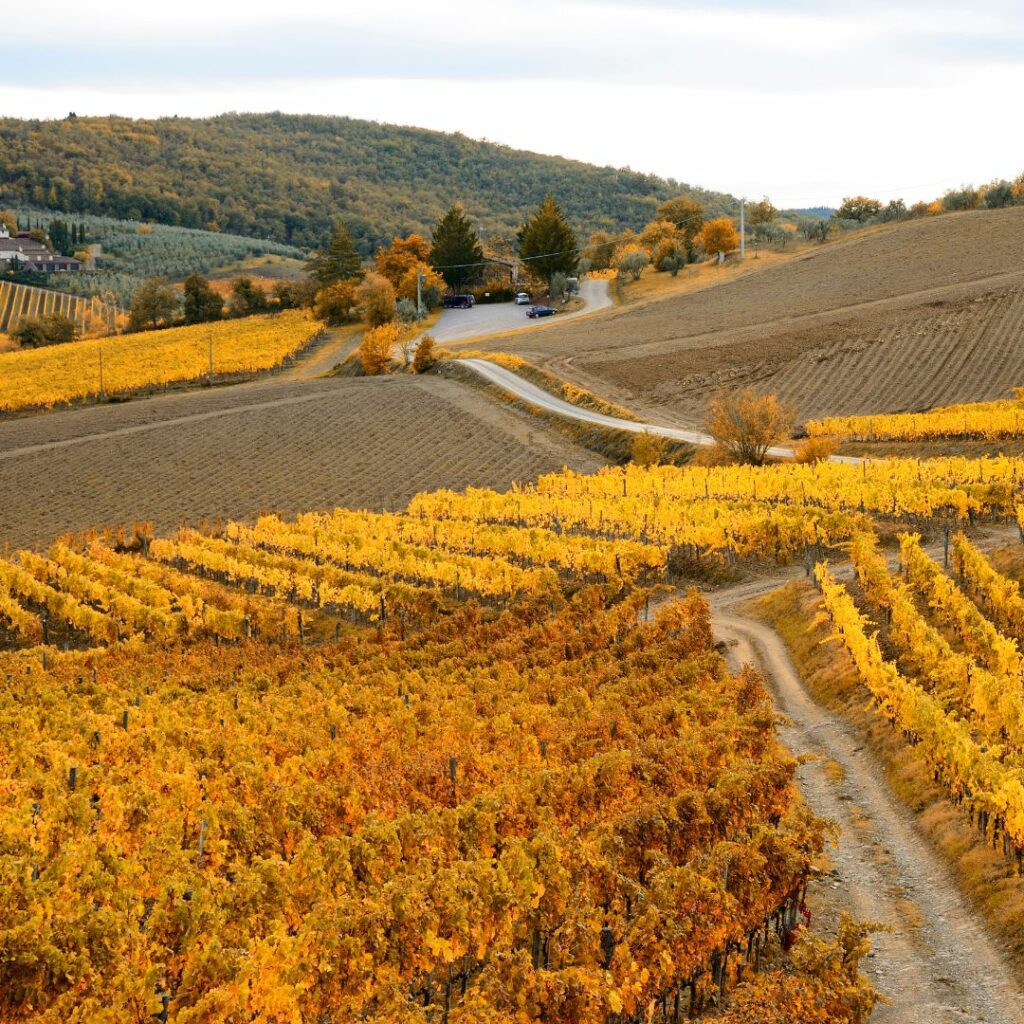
583,230,616,270
358,322,400,374
0,209,17,235
697,217,740,262
706,387,795,465
836,196,882,222
182,273,224,324
656,195,705,258
128,278,179,331
747,196,778,226
396,263,445,310
517,193,579,287
375,234,432,286
639,219,680,253
412,334,437,373
355,272,397,327
430,205,483,293
314,280,359,325
306,222,364,287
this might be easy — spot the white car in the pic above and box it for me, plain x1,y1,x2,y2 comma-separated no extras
514,292,531,305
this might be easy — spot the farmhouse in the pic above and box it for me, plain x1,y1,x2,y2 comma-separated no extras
0,224,81,273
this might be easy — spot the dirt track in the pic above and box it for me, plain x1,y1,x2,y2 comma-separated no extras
0,374,603,550
713,581,1024,1023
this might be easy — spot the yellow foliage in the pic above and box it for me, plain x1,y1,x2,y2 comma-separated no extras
0,310,317,412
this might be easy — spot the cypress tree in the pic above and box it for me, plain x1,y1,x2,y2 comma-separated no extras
429,205,483,293
518,194,579,286
305,222,364,287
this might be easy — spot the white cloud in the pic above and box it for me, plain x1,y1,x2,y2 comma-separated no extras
3,0,1022,207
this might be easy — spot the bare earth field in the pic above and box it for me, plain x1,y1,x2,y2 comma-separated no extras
472,207,1024,425
0,375,603,550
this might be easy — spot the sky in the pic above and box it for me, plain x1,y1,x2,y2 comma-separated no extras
3,0,1023,208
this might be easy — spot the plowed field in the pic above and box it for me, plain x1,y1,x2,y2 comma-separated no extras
0,375,603,550
472,207,1024,425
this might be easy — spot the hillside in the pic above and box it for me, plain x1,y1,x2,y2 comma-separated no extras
5,207,304,304
471,206,1024,424
0,112,736,252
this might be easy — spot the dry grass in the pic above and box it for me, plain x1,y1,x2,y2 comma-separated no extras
748,579,1024,969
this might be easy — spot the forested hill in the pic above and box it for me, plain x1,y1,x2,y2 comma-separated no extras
0,112,736,252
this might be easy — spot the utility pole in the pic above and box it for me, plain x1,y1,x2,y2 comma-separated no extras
740,197,746,260
416,270,424,318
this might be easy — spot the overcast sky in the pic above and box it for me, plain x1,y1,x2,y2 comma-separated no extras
4,0,1022,207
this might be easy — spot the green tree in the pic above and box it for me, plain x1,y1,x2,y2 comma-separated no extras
517,194,579,286
836,196,882,222
128,278,179,331
306,222,364,287
747,197,778,226
11,313,77,348
182,273,224,324
229,277,269,317
430,205,483,293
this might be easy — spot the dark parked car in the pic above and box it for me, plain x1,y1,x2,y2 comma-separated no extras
526,305,557,318
442,294,475,309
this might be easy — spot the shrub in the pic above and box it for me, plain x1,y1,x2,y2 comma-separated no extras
358,322,399,375
794,435,838,464
314,280,359,325
616,246,650,281
631,431,667,467
11,313,77,348
412,334,437,373
942,186,981,212
706,388,795,465
984,182,1016,209
355,272,397,327
396,298,423,324
799,217,833,242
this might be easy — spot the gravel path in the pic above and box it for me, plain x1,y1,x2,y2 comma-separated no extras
711,580,1024,1023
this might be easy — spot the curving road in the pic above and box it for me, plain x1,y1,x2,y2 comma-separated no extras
432,279,612,344
459,356,805,459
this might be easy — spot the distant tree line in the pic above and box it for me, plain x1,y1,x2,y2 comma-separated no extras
0,112,736,253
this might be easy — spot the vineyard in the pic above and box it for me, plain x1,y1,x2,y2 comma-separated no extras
0,310,322,413
0,279,125,336
817,531,1024,866
0,502,883,1020
9,447,1024,1018
808,392,1024,443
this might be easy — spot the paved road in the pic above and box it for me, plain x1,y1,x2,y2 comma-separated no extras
459,357,807,459
431,279,612,344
